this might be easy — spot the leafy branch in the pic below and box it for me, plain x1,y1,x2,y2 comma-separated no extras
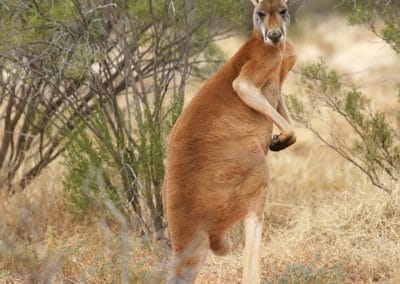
288,60,399,193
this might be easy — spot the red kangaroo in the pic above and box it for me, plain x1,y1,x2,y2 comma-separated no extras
163,0,296,282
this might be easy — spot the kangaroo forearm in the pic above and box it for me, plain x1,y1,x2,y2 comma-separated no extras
233,78,294,136
277,95,292,124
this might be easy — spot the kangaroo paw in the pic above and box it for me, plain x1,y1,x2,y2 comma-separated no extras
269,133,296,152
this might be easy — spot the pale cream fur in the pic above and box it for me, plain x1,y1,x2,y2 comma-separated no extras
243,212,264,284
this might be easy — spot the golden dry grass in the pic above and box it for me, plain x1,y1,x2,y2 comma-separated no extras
1,15,400,283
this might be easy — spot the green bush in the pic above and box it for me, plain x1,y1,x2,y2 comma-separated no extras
58,0,245,236
288,1,400,192
288,59,400,193
62,110,128,221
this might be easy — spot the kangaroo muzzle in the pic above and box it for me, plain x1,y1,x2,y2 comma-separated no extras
266,29,283,43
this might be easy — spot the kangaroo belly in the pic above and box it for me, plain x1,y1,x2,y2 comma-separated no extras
168,104,273,168
166,101,271,215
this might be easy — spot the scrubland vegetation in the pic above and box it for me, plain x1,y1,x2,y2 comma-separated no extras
1,0,399,283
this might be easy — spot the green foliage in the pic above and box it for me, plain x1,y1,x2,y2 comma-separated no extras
300,59,341,105
287,94,306,123
197,0,242,26
193,42,226,79
289,59,400,192
382,23,400,54
0,0,111,86
63,110,127,220
344,89,368,127
348,4,374,25
62,90,185,232
347,0,400,53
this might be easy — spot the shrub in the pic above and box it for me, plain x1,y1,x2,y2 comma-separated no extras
288,59,399,192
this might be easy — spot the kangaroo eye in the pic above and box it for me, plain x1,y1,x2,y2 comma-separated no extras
279,9,288,16
257,11,265,18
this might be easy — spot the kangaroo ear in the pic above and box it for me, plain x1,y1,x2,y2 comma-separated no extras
249,0,260,6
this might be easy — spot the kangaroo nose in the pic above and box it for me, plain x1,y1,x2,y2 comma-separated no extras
266,29,283,43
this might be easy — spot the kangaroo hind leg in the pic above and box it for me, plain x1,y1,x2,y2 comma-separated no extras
167,229,210,284
243,211,264,284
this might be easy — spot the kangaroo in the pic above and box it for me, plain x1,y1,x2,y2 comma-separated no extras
163,0,296,283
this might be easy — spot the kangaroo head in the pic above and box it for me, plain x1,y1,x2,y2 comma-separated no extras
250,0,290,45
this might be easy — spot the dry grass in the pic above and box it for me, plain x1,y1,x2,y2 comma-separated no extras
0,163,169,283
263,151,400,283
1,15,400,284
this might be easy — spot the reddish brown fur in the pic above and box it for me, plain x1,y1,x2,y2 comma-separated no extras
163,0,296,282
